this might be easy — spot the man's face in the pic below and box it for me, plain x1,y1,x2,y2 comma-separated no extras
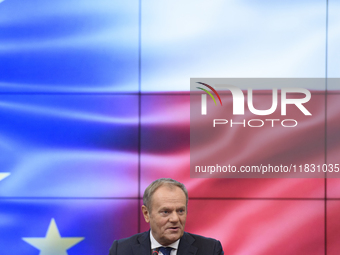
142,185,187,246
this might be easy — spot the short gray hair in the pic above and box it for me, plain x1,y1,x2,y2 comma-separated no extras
143,178,188,211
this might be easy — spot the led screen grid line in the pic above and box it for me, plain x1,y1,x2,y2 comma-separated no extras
0,0,340,255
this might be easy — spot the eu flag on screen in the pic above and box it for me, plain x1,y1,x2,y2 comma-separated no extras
0,199,138,254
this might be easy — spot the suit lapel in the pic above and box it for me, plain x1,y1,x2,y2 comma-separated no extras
132,231,151,255
177,232,198,255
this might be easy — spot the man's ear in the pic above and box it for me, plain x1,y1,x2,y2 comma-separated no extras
142,205,150,223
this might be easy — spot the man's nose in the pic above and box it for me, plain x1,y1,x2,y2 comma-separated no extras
169,211,179,222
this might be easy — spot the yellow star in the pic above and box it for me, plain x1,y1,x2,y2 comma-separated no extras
0,172,10,181
23,218,84,255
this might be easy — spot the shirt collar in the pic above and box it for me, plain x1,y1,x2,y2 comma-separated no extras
150,231,180,250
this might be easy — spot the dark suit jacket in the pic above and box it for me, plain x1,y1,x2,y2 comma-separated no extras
109,231,224,255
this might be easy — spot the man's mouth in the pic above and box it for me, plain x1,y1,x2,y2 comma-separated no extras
167,227,180,231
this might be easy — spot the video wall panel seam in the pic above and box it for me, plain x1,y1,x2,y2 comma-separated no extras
137,0,142,234
324,1,329,254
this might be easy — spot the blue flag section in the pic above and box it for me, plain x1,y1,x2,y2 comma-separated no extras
0,0,139,93
0,199,138,254
0,95,139,197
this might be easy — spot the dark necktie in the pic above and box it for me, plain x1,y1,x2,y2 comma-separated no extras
159,246,173,255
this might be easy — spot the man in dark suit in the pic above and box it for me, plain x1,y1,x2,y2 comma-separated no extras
109,178,224,255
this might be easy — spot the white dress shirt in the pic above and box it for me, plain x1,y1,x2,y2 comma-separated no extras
150,231,179,255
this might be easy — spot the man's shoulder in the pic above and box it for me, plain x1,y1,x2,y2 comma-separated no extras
183,232,220,243
109,231,150,255
180,232,224,255
114,231,148,245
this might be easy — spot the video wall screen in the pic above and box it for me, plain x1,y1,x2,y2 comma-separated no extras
0,0,339,254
